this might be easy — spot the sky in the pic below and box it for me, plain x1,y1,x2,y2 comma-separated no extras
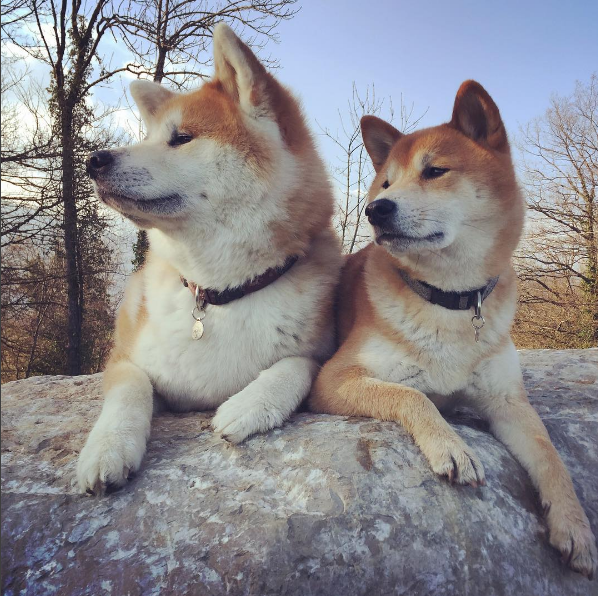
5,0,597,169
264,0,598,166
3,0,596,256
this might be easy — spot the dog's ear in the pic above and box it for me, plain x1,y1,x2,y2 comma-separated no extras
130,80,176,127
213,22,270,116
361,116,403,172
451,81,508,152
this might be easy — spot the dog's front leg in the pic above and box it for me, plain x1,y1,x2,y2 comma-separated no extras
310,361,485,486
470,343,597,578
77,360,154,495
212,356,319,443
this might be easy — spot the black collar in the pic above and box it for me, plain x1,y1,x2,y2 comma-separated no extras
397,269,499,311
180,255,299,306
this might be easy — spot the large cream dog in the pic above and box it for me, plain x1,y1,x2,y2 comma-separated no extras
309,81,597,578
78,24,341,495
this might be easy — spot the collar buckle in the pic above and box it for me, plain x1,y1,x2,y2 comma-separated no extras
194,286,206,310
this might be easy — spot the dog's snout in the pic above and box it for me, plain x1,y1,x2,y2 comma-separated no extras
87,150,114,179
365,198,397,226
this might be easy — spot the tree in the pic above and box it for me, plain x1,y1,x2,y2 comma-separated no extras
114,0,298,86
1,54,62,250
319,84,426,253
515,75,598,347
1,4,127,378
3,0,132,374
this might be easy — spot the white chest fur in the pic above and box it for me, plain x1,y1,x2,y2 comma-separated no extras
359,275,516,400
130,241,339,411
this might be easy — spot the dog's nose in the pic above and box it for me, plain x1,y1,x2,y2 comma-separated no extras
365,198,397,225
87,150,114,179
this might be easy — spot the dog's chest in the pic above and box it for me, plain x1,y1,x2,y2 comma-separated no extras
360,295,508,397
358,329,480,397
132,281,313,410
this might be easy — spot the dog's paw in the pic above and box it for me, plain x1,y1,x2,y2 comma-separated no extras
212,391,285,444
545,502,597,579
425,437,485,487
77,425,147,496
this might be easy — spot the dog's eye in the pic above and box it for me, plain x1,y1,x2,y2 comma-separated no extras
382,180,390,189
422,166,449,180
169,133,193,147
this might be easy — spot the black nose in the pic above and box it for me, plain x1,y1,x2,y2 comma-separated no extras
87,150,114,179
365,198,397,226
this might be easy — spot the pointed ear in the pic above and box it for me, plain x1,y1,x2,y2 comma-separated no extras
130,79,176,126
360,116,403,172
451,80,508,152
212,22,270,116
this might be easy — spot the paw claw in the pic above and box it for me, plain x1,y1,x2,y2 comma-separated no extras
92,479,106,497
548,507,597,578
76,425,147,496
428,438,485,487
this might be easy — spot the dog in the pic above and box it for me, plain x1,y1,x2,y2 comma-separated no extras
77,23,341,495
309,81,597,578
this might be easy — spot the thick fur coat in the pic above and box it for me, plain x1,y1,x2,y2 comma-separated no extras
77,24,341,494
309,81,597,578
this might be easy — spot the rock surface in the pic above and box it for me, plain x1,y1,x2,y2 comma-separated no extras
2,349,597,596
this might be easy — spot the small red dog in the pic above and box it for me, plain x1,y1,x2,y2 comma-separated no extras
310,81,597,578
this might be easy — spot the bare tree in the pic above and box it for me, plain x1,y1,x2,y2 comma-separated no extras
2,0,132,374
515,74,597,347
1,55,62,249
319,84,427,254
1,30,127,379
113,0,298,86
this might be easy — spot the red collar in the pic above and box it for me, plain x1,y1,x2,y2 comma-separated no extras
180,255,299,306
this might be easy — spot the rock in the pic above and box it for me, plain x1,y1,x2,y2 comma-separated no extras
1,349,597,596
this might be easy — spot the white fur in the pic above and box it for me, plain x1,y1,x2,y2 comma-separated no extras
77,24,342,494
353,109,597,576
77,362,153,492
134,231,339,412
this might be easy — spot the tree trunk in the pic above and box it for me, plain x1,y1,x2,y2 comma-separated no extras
61,101,82,375
154,47,167,83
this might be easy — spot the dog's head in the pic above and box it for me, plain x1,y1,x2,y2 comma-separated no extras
88,24,330,258
361,81,524,283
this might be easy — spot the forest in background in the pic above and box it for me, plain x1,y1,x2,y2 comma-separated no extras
1,1,596,383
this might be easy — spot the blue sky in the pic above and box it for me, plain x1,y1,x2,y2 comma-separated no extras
6,0,597,171
4,0,595,266
267,0,598,165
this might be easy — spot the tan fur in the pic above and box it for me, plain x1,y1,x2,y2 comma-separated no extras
155,59,331,260
310,80,597,578
77,24,342,499
103,272,147,392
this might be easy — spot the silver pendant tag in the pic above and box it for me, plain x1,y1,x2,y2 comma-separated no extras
471,290,485,342
192,319,204,340
191,285,207,340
